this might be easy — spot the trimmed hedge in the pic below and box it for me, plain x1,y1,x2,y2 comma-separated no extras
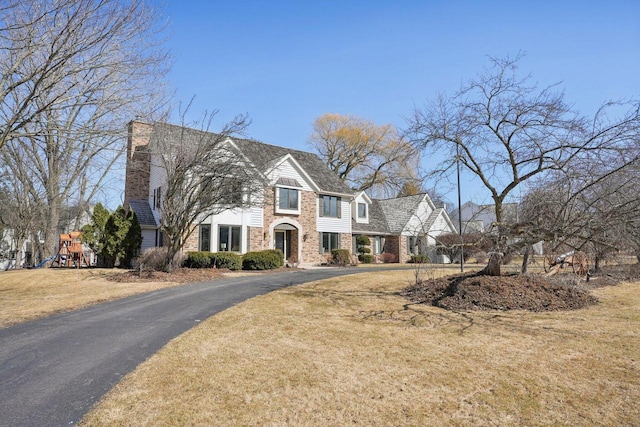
358,254,373,263
242,249,284,270
408,254,429,264
185,251,242,270
211,252,242,270
355,235,371,246
262,249,285,267
185,251,211,268
331,249,351,266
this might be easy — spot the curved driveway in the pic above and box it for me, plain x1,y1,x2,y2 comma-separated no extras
0,267,394,427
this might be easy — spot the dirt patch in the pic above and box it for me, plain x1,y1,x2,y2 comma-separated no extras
402,273,600,312
109,267,224,284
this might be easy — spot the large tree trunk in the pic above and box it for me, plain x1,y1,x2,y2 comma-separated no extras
521,245,531,274
485,252,502,276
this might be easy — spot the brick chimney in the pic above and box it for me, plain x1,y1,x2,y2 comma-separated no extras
124,119,153,207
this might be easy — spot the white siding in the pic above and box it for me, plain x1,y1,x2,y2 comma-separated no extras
198,208,256,253
352,193,370,224
249,207,263,227
316,196,352,233
403,200,432,235
148,153,167,226
267,159,314,191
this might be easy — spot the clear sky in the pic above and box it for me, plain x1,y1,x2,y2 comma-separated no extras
157,0,639,204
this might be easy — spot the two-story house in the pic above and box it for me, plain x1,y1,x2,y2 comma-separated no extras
124,120,457,266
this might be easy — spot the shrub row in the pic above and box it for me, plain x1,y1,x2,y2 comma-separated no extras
184,251,242,270
185,250,284,271
408,254,430,264
242,249,284,270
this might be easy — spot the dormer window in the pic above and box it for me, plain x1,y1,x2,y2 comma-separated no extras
358,203,367,219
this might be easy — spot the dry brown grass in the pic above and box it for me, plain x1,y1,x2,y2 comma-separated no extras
0,268,183,328
81,268,640,426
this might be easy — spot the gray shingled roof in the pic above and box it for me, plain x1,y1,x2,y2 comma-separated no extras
148,122,353,195
232,137,353,194
127,199,157,227
352,200,391,234
376,194,425,233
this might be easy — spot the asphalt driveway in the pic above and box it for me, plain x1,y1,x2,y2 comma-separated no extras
0,267,387,427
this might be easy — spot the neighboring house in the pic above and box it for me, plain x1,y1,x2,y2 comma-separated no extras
124,120,457,265
452,201,519,233
451,200,542,255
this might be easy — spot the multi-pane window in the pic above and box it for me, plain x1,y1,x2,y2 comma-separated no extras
358,203,367,218
153,186,162,209
219,225,241,252
319,232,339,253
319,195,341,218
199,224,211,252
278,188,299,210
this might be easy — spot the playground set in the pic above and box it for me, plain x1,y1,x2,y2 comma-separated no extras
51,231,90,268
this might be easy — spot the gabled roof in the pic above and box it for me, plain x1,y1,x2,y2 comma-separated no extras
376,194,427,234
232,137,353,195
352,200,391,234
146,122,353,195
127,199,157,227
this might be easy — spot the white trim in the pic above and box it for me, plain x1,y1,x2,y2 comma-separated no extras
268,218,303,263
266,154,320,192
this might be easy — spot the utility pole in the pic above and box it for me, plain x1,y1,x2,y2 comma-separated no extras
456,144,464,273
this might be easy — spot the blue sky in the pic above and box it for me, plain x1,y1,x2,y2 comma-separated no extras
158,0,639,204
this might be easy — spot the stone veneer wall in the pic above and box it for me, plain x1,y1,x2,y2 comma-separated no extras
248,226,265,252
183,230,198,252
399,235,411,263
124,120,153,206
263,188,327,264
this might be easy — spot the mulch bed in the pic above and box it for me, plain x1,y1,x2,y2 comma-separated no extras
108,267,225,284
402,272,600,312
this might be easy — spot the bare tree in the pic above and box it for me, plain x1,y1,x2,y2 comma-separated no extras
308,113,417,197
0,0,168,259
149,110,265,271
406,54,640,276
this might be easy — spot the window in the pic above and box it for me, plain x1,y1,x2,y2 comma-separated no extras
407,236,418,254
152,186,162,210
319,195,341,218
372,236,381,254
278,188,299,210
358,203,367,219
199,224,211,252
219,225,241,252
319,232,339,253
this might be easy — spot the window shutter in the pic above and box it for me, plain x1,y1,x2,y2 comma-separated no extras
319,196,324,217
337,198,341,218
319,232,323,253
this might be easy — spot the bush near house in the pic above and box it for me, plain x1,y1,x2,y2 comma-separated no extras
262,249,285,267
359,254,373,263
331,249,351,266
185,252,242,270
185,252,211,268
381,252,396,263
210,252,242,270
408,254,429,263
242,250,283,270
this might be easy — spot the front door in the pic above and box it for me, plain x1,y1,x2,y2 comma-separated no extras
274,230,292,259
275,231,286,257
